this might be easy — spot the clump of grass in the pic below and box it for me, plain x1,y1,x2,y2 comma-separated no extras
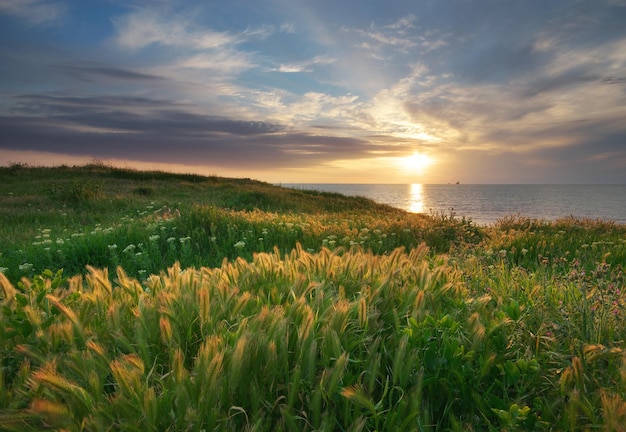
6,162,29,173
0,249,615,428
44,177,104,206
0,246,498,430
133,186,153,196
0,240,624,430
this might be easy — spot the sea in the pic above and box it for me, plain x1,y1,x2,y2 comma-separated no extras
283,184,626,226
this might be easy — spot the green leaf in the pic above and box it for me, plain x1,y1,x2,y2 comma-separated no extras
503,361,520,385
18,320,33,338
15,293,27,307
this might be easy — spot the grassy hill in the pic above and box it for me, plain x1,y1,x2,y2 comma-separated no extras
1,163,626,430
0,163,481,284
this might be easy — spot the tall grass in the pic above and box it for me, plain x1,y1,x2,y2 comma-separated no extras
1,202,476,284
1,164,626,430
2,240,626,430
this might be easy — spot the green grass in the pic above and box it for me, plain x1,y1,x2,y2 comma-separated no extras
0,163,479,284
1,163,626,431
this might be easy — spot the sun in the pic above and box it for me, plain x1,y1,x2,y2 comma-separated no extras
397,152,434,174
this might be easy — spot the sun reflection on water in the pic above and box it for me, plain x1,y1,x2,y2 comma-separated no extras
408,183,424,213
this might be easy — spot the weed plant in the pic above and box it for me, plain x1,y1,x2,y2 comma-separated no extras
1,164,625,430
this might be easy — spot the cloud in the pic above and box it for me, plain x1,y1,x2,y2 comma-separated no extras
110,6,266,92
275,55,336,73
378,10,626,157
0,0,66,25
175,51,253,74
385,14,416,30
113,7,278,50
343,13,449,59
112,8,237,50
364,30,417,51
345,15,418,52
241,24,275,40
51,64,164,83
0,93,378,170
12,94,188,117
0,116,370,169
280,22,296,33
9,94,282,134
236,87,363,130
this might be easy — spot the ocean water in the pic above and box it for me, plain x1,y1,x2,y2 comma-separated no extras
284,184,626,226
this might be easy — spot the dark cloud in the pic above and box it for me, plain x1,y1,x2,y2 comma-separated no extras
51,64,165,82
13,94,187,115
602,76,626,85
0,94,372,169
521,71,600,98
11,95,282,136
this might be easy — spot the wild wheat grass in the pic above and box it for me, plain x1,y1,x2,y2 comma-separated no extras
1,164,626,430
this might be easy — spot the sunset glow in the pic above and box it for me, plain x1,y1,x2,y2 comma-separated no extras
397,152,435,176
0,1,624,183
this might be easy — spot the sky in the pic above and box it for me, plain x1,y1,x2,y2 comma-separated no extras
1,0,625,184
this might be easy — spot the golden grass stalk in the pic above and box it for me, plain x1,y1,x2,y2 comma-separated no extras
600,390,626,431
31,365,93,421
109,354,145,401
45,294,85,345
340,384,376,415
322,352,348,399
29,399,70,428
159,316,173,347
230,334,250,392
0,271,16,307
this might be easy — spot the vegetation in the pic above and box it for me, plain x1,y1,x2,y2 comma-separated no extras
1,163,625,431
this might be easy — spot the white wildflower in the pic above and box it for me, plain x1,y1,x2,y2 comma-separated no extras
19,263,33,272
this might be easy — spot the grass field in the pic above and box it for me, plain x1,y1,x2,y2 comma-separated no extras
1,163,626,430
